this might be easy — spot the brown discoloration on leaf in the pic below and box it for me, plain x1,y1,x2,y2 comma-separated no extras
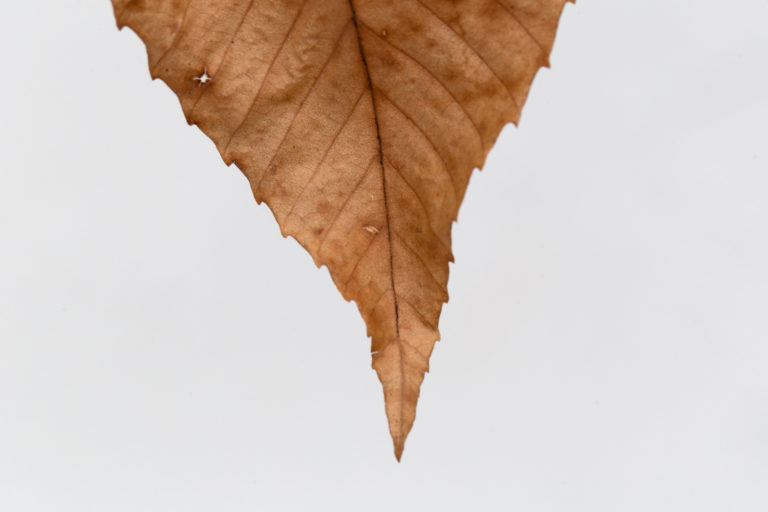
112,0,572,461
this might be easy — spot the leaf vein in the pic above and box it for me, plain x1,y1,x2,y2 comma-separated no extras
392,232,443,290
401,338,430,361
365,288,392,321
375,87,459,202
281,90,366,220
188,0,257,117
361,22,486,153
149,0,193,75
342,229,381,287
384,156,451,256
397,293,437,331
411,0,520,113
222,0,310,157
349,1,401,342
317,157,378,255
495,0,547,57
244,20,353,191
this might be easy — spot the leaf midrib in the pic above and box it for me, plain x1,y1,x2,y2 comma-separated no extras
348,0,407,451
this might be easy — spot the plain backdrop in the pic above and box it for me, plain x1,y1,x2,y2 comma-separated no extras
1,1,767,511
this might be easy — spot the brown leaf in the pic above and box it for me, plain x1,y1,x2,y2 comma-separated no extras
112,0,571,460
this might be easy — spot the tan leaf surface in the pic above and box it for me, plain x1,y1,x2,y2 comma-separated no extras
112,0,571,460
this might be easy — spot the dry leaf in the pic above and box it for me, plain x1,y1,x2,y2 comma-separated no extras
112,0,571,460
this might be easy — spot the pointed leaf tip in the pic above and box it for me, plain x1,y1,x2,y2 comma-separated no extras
394,442,404,462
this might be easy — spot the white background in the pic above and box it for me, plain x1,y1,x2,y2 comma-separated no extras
2,1,767,510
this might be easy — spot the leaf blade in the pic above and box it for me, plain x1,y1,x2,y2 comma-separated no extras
112,0,572,460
